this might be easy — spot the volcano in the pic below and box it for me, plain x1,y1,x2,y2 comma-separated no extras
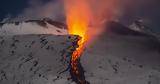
0,19,160,84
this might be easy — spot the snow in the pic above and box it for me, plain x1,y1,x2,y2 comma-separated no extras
129,23,144,32
81,33,160,84
0,19,160,84
0,20,68,36
0,34,77,84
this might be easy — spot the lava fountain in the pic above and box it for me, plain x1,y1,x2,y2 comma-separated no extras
64,0,92,83
64,0,114,83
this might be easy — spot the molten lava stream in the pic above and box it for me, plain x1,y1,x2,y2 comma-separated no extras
70,38,89,84
64,0,91,83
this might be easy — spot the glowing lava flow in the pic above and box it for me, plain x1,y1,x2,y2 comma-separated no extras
64,0,91,59
64,0,91,83
67,9,90,83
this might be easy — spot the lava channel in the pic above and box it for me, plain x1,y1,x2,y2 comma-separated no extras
70,37,89,84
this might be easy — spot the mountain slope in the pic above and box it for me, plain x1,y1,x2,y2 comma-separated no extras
1,18,160,84
81,21,160,84
0,34,78,84
0,18,67,35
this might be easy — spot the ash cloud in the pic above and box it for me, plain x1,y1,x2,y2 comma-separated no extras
89,0,160,24
88,0,160,30
5,0,160,30
118,0,160,27
14,0,65,22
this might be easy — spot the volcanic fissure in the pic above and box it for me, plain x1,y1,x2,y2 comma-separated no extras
69,37,89,84
64,0,94,83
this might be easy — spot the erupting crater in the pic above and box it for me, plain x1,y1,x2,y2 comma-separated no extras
64,0,94,83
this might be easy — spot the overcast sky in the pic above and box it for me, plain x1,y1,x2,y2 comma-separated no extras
0,0,159,32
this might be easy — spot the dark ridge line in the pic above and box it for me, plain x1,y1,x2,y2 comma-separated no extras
105,21,153,37
0,18,67,29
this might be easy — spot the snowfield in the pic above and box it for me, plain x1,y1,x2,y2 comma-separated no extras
0,19,68,35
0,19,78,84
0,34,78,84
81,22,160,84
0,19,160,84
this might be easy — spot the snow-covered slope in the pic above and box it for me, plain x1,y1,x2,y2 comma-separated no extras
81,22,160,84
1,18,160,84
0,34,78,84
129,20,158,36
129,20,146,32
0,18,68,35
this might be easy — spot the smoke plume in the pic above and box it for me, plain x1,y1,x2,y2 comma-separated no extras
14,0,64,21
11,0,159,29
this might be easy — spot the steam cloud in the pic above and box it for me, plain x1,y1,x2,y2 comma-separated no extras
15,0,64,21
12,0,159,27
119,0,159,25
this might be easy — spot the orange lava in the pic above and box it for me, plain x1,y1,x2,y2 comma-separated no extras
64,0,91,62
64,0,91,83
64,0,118,82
